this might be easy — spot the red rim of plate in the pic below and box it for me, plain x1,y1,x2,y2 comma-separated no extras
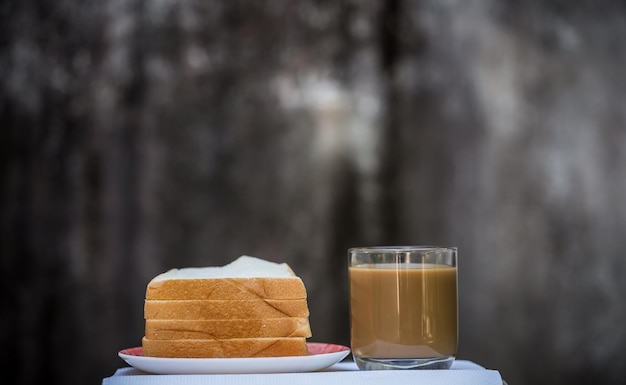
120,342,349,358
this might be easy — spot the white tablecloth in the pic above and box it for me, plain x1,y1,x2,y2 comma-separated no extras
103,360,503,385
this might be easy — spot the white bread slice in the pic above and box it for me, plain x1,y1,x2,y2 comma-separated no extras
145,318,312,340
146,256,306,300
144,299,309,319
142,336,309,358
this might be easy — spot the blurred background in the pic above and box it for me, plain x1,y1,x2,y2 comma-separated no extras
2,0,626,384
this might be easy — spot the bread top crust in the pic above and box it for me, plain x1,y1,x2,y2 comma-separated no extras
150,256,296,282
146,256,306,300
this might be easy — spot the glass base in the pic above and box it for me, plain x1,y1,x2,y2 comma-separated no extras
354,355,455,370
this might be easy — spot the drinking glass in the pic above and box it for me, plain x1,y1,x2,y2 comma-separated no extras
349,246,458,370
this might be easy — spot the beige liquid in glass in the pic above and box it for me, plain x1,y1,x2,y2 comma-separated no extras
349,263,457,360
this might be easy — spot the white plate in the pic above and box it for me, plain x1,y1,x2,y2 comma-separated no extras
118,342,351,374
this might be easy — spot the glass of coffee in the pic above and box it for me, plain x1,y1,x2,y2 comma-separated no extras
349,246,458,370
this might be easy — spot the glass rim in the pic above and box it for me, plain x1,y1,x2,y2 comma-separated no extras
349,246,457,253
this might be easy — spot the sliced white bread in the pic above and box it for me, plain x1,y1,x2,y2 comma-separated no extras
146,256,306,300
142,336,309,358
145,318,312,340
142,256,312,358
144,299,309,319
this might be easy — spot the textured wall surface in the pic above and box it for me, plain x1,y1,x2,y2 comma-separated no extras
1,1,625,384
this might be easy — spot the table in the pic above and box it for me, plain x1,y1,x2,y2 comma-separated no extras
103,359,503,385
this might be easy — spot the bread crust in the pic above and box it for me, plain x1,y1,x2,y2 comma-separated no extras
144,299,310,319
146,277,307,300
145,318,312,339
142,337,309,358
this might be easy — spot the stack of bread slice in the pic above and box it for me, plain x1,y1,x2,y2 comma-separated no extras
142,256,312,358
